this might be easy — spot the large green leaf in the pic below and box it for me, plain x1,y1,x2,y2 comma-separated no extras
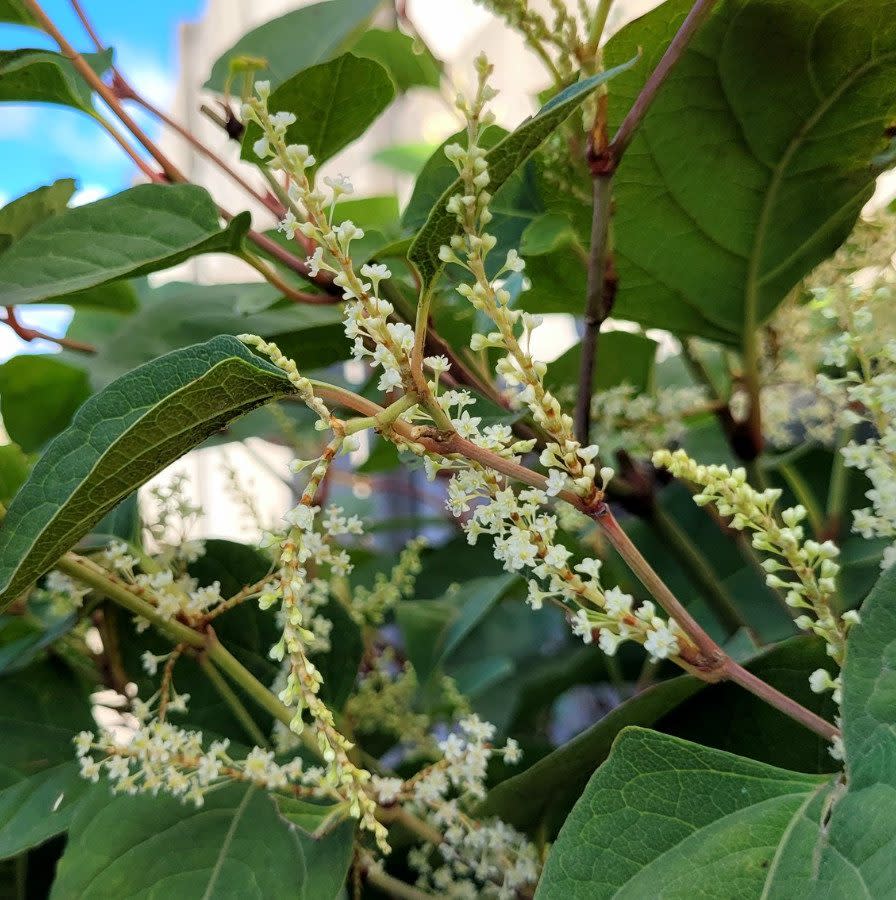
604,0,896,344
51,784,353,899
485,638,837,838
408,60,637,292
0,48,112,111
0,179,74,251
536,728,828,899
481,677,703,836
205,0,381,91
75,281,346,387
0,355,90,453
0,336,295,610
0,184,249,305
242,53,394,167
0,660,94,857
763,565,896,896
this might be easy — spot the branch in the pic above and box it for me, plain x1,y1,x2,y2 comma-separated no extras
574,0,717,445
609,0,718,162
307,380,837,740
31,0,336,298
573,175,615,443
1,307,96,353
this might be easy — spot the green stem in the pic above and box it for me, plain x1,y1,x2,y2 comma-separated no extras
824,426,854,538
648,505,748,637
588,0,614,48
778,462,825,537
198,656,270,748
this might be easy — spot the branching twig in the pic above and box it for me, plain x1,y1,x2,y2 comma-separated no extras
574,0,718,443
1,307,96,353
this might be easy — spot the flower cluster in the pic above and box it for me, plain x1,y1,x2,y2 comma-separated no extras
811,249,896,570
398,715,539,898
74,720,336,812
242,85,416,400
447,466,688,661
438,55,610,502
146,471,205,566
653,449,859,693
37,569,90,615
475,0,584,81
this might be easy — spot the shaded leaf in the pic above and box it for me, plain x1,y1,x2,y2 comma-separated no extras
544,330,657,399
76,281,346,387
242,53,394,168
373,141,437,176
0,0,37,26
0,355,90,453
604,0,896,343
205,0,381,91
0,336,295,610
0,184,249,305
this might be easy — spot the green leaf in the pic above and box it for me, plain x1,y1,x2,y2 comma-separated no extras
0,0,37,26
51,784,353,899
0,444,28,507
536,728,828,899
333,194,401,233
0,660,94,856
47,280,139,313
0,48,111,111
396,574,517,685
0,179,75,250
0,356,90,453
351,28,441,91
0,336,295,610
241,53,394,168
205,0,381,91
484,638,837,837
604,0,896,343
0,184,250,306
0,763,90,860
763,565,896,896
481,678,703,835
313,598,363,710
77,281,346,387
519,212,580,256
407,60,637,293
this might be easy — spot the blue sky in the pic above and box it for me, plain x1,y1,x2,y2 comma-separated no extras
0,0,203,207
0,1,203,358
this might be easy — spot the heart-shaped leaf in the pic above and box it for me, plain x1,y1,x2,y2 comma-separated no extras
604,0,896,344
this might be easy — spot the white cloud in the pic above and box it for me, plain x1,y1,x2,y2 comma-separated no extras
71,184,111,206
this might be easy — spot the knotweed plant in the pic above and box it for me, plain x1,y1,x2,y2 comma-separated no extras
0,1,895,897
